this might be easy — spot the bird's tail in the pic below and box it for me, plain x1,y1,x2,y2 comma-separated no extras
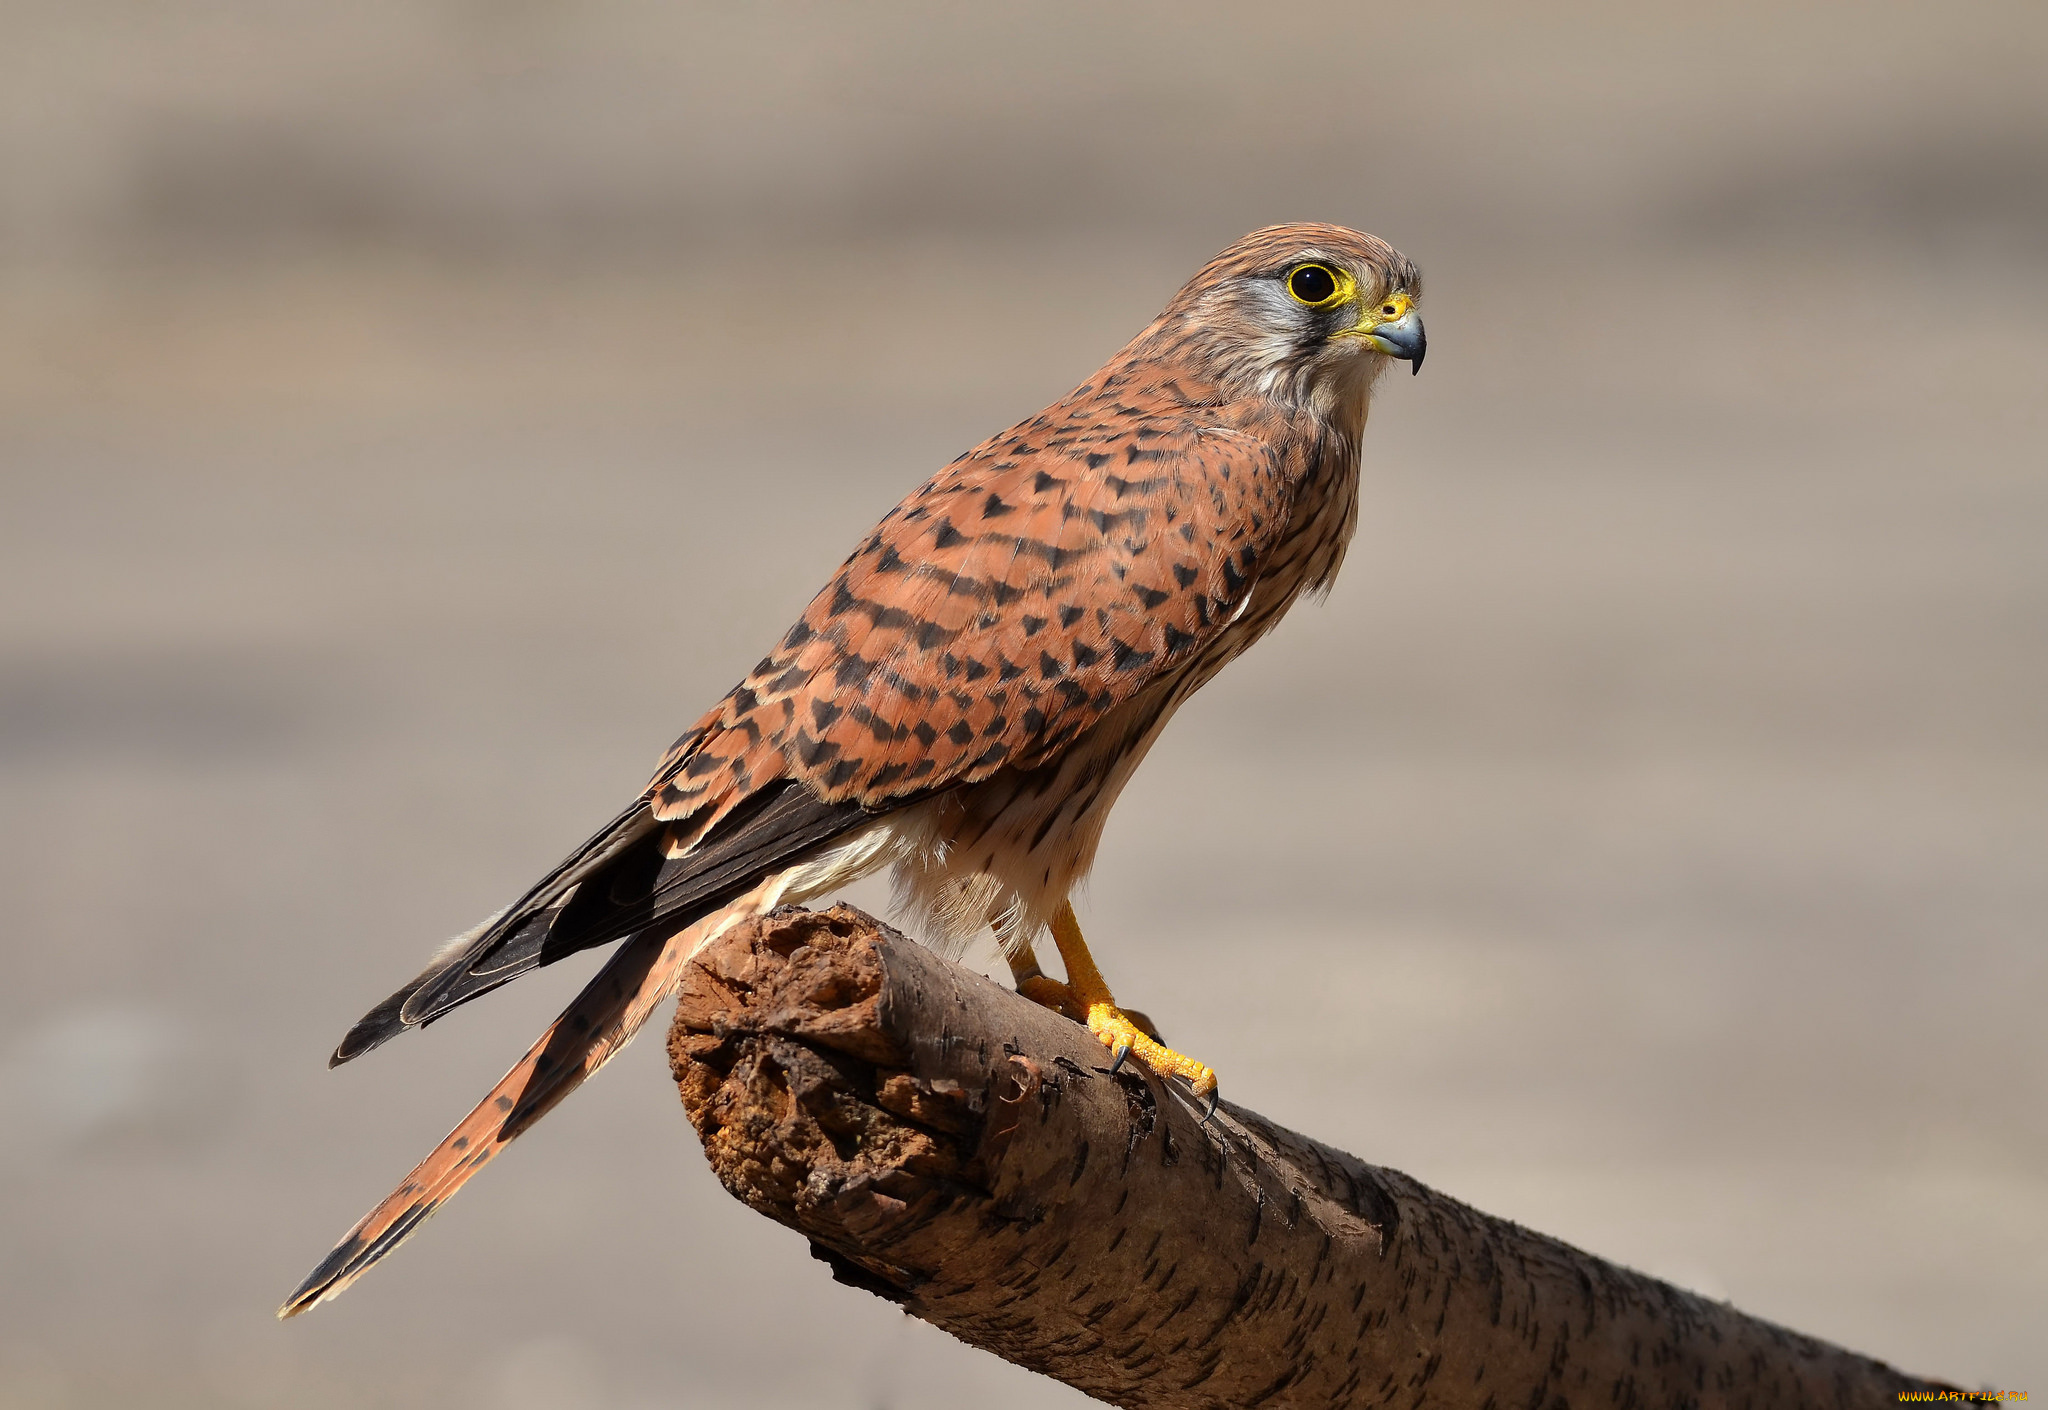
277,883,772,1318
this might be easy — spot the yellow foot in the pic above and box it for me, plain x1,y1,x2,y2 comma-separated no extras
1084,1002,1217,1107
1016,974,1085,1023
1015,976,1165,1046
1014,901,1220,1117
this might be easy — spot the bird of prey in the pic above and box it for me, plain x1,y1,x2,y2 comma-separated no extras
280,222,1424,1317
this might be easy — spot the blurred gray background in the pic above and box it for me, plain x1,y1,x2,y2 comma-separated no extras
2,3,2043,1406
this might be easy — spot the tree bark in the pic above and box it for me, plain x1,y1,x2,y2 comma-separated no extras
666,904,1984,1409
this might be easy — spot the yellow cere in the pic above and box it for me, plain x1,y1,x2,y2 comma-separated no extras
1366,291,1412,327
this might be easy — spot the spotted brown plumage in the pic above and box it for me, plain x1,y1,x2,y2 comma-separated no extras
652,400,1301,827
283,222,1423,1317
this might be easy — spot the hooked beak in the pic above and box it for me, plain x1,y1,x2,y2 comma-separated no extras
1365,307,1426,375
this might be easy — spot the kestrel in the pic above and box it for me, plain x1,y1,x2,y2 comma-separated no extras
281,222,1424,1317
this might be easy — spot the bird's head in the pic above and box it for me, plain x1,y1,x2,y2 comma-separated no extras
1151,223,1424,429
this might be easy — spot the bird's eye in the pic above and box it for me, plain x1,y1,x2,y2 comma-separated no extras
1286,264,1340,306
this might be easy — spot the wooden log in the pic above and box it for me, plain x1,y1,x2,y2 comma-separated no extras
666,904,1982,1409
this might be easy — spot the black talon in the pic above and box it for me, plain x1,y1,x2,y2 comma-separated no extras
1198,1086,1219,1124
1108,1041,1132,1074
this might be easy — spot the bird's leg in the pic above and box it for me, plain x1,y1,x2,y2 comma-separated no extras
1043,901,1217,1108
1009,949,1167,1041
1006,945,1086,1022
